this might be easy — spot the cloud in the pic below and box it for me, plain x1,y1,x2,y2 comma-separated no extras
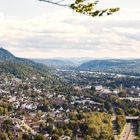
0,8,140,58
0,12,4,20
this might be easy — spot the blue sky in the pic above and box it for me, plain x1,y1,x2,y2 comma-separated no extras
0,0,140,58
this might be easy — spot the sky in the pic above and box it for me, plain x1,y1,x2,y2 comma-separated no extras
0,0,140,59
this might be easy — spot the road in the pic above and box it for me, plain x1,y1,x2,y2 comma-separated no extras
111,105,137,140
120,123,131,140
127,129,135,140
120,122,137,140
127,123,137,140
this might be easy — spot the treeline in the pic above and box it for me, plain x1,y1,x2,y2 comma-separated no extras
67,112,114,140
0,101,13,115
36,112,114,140
112,97,140,116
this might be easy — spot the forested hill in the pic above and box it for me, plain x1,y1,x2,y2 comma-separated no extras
33,59,75,67
0,47,15,60
0,48,77,94
0,48,59,85
0,47,48,70
78,59,140,76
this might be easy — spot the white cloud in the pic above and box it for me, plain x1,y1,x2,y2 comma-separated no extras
0,12,4,20
0,7,140,58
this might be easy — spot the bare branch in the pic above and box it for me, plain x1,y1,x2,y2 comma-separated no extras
39,0,69,7
56,0,65,4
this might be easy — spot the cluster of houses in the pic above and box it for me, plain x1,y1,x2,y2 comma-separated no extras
1,69,140,139
0,75,71,139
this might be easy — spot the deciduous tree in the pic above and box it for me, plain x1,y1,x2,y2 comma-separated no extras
39,0,119,17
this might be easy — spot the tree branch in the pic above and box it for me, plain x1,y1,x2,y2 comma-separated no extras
38,0,119,17
39,0,69,7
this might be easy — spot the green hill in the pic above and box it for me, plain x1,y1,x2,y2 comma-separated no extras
0,48,76,94
0,48,60,86
78,59,140,76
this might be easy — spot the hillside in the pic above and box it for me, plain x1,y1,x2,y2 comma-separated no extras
0,48,59,85
0,48,15,60
78,59,140,76
0,47,47,71
33,59,75,67
0,48,76,93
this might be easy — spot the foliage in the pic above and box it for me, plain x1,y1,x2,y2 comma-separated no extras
39,0,119,17
65,128,73,137
34,134,45,140
116,115,126,133
114,99,140,116
51,134,60,140
118,91,127,97
115,107,124,115
67,112,114,139
0,132,7,140
79,59,140,77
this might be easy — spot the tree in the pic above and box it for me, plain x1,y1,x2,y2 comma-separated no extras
57,128,64,136
118,91,127,97
0,132,7,140
91,86,95,91
34,134,45,140
116,115,126,133
47,116,54,124
0,107,4,114
1,119,13,132
115,107,124,115
22,133,31,140
65,128,73,137
99,130,114,140
39,0,119,17
51,134,60,140
68,120,79,136
79,122,88,135
8,132,14,140
84,135,93,140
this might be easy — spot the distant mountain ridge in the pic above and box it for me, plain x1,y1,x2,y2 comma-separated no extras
0,47,48,70
0,48,74,93
0,48,53,79
78,59,140,76
1,47,140,77
0,47,15,60
33,59,75,67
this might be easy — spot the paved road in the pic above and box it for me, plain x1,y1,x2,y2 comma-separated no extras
128,130,135,140
120,122,137,140
111,104,138,140
128,123,137,140
120,123,131,140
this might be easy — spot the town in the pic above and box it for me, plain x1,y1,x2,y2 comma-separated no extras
0,64,140,140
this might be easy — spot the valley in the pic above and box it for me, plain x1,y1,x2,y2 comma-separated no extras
0,48,140,140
